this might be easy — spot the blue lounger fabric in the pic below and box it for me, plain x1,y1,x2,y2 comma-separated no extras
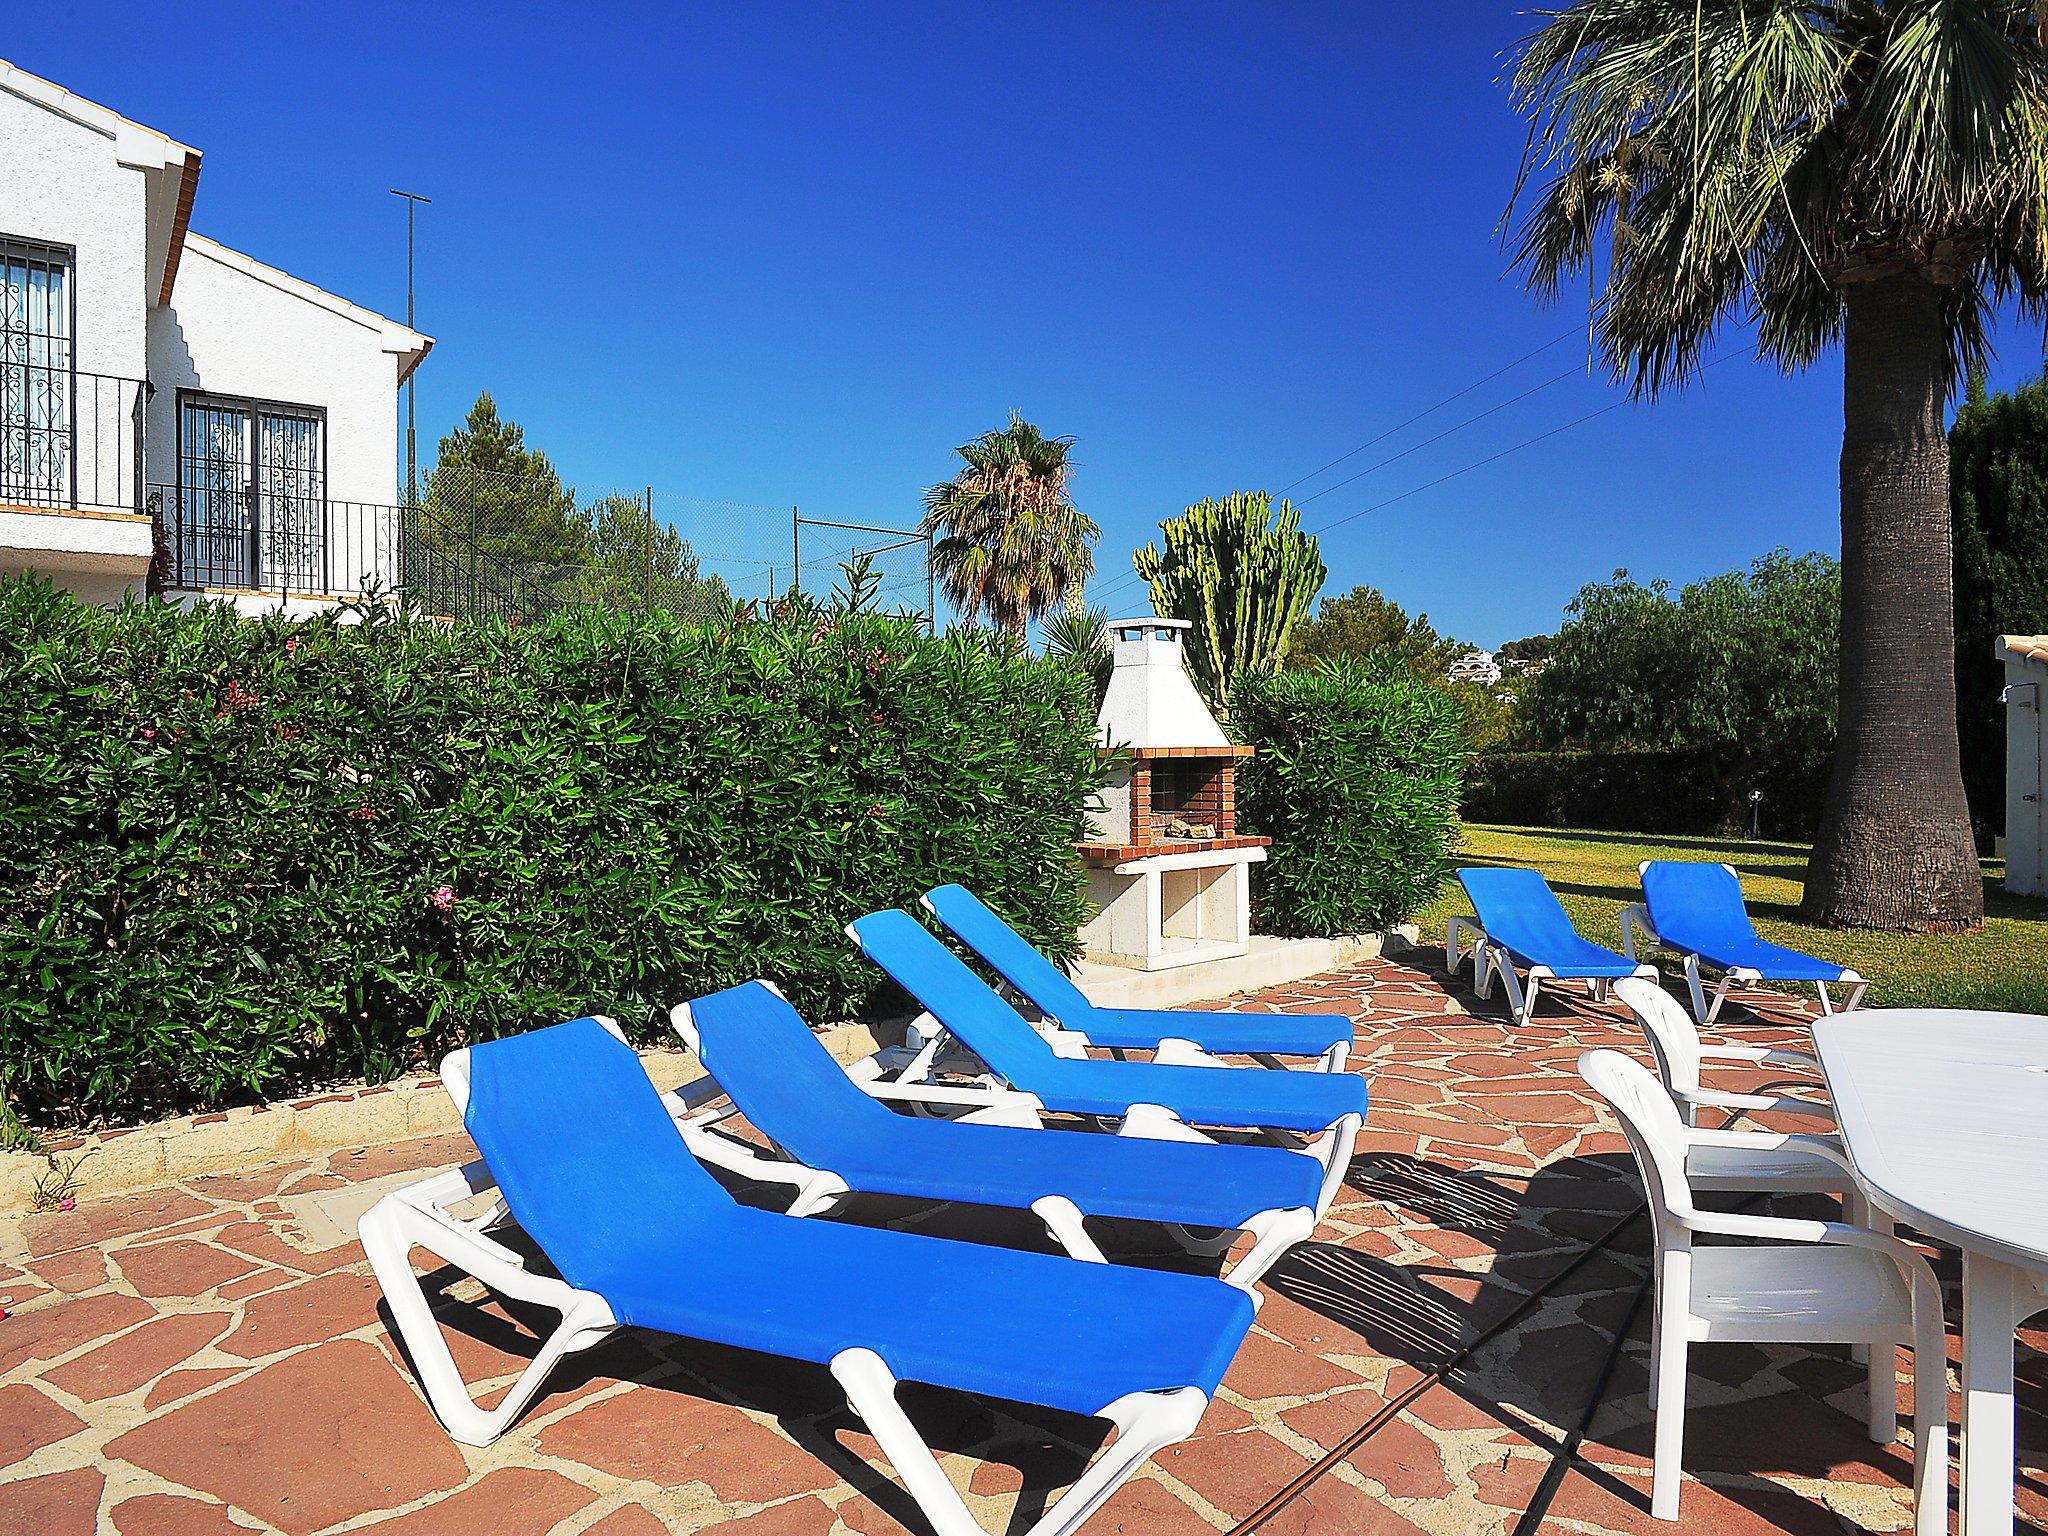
848,910,1369,1135
921,884,1351,1058
460,1016,1256,1416
1639,862,1847,982
688,981,1323,1228
1455,867,1643,979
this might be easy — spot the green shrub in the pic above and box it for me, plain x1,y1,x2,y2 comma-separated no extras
0,577,1099,1124
1231,657,1464,935
1464,749,1825,840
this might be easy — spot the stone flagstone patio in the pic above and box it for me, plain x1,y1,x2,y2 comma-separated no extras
2,949,2044,1535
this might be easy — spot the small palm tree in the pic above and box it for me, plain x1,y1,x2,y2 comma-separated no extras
922,415,1098,638
1508,1,2048,932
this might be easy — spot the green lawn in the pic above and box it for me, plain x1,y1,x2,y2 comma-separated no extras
1414,824,2048,1013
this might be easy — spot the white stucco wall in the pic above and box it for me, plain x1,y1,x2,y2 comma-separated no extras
0,87,150,381
147,237,407,594
2002,647,2046,897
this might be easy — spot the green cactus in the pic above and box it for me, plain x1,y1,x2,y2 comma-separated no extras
1134,491,1326,716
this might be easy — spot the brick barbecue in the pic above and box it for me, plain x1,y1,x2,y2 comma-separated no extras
1078,618,1269,969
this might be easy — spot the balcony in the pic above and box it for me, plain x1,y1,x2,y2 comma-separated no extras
0,366,147,516
155,474,403,602
0,368,153,599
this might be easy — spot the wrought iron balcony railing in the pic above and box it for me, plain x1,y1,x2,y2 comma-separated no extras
0,367,147,516
154,476,412,597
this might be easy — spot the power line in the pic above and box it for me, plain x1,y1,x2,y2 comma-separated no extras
1085,350,1738,612
1302,351,1736,543
1294,360,1586,508
1276,321,1590,497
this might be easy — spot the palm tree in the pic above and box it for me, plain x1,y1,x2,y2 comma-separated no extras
1507,1,2048,932
922,415,1098,638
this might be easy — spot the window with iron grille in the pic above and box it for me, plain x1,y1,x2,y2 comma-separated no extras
0,235,75,508
177,392,328,591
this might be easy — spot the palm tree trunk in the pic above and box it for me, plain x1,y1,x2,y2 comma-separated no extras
1804,265,1983,931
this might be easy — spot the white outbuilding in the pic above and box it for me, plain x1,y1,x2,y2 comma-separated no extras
1997,635,2047,895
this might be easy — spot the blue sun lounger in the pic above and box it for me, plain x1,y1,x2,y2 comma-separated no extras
360,1016,1255,1536
1620,860,1868,1024
1445,866,1657,1026
846,910,1367,1219
670,980,1324,1287
920,884,1352,1069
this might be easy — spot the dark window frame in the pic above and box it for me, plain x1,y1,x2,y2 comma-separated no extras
175,389,330,591
0,233,79,509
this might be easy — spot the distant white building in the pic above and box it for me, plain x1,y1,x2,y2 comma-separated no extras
1446,649,1502,686
0,59,430,612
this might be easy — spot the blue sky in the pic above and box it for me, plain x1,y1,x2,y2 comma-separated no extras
19,3,2048,642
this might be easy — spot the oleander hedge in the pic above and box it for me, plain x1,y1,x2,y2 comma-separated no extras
1463,749,1826,841
1232,657,1465,936
0,577,1099,1123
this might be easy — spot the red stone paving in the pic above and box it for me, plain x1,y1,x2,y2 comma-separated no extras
2,949,2043,1534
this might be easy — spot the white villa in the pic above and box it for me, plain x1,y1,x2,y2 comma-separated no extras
1446,649,1503,686
0,59,430,611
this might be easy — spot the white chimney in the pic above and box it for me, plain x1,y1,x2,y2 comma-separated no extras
1095,617,1229,751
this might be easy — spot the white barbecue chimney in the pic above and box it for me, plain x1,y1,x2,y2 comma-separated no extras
1077,617,1267,970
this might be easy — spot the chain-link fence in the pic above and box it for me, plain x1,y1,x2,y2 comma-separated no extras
404,463,816,624
793,514,934,624
399,461,933,627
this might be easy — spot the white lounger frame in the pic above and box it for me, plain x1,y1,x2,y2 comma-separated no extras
1617,863,1868,1024
1444,915,1657,1027
359,1017,1221,1536
668,994,1316,1291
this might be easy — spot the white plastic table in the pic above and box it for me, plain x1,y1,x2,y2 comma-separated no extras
1811,1009,2048,1536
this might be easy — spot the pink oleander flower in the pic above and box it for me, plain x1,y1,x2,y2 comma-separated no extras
57,1197,74,1213
140,727,156,741
431,885,457,912
285,637,298,654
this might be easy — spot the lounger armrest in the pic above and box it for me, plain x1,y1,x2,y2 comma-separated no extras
1685,1127,1852,1174
1037,1026,1093,1059
1617,902,1658,962
656,1076,739,1128
386,1164,533,1270
1153,1038,1229,1069
860,1078,1045,1114
956,1099,1050,1129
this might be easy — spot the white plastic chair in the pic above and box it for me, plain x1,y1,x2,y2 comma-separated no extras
1577,1048,1946,1533
1610,976,1854,1196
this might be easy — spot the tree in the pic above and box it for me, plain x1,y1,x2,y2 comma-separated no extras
1041,603,1112,709
571,493,733,623
1497,633,1555,670
422,393,592,574
1134,491,1325,714
1951,371,2048,841
1287,584,1521,751
1506,3,2048,931
921,415,1097,637
1525,552,1841,828
1289,585,1465,680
